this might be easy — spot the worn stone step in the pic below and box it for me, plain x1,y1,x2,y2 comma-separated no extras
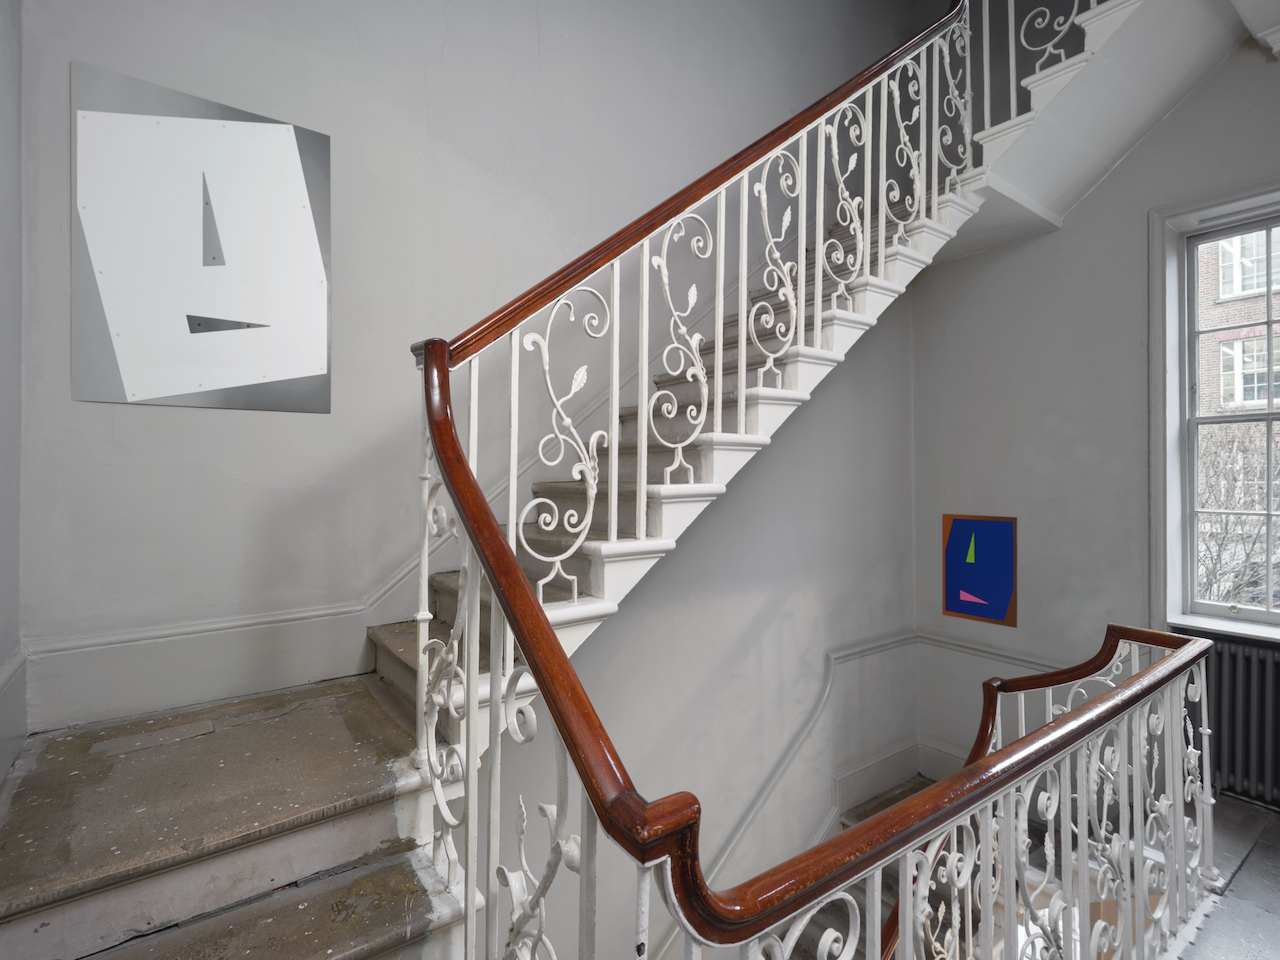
425,568,616,659
94,848,463,960
0,677,424,960
837,773,935,831
427,569,572,640
367,616,539,718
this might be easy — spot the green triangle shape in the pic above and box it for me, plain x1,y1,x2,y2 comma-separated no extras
965,533,976,563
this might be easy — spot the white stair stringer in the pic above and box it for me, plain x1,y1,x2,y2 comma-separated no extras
972,0,1142,179
1078,0,1143,52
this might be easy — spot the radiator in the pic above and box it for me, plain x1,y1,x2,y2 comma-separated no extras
1206,636,1280,809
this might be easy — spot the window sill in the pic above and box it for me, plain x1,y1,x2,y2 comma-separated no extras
1168,612,1280,646
1215,290,1274,304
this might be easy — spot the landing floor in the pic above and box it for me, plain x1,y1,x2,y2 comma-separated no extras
0,676,414,919
1180,795,1280,960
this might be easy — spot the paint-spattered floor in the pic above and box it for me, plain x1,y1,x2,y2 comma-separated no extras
0,677,414,919
1180,795,1280,960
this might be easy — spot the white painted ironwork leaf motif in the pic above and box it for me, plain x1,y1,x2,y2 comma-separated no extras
569,365,588,398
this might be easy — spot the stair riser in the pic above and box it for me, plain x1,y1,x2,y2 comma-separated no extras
821,318,874,356
616,432,769,486
618,447,707,485
431,586,493,640
905,218,956,259
934,193,980,232
1022,56,1088,113
848,280,901,322
527,486,719,541
668,350,837,396
527,492,640,539
690,437,767,485
371,632,538,744
973,113,1036,166
880,247,930,287
1078,0,1141,53
747,393,806,435
628,389,806,438
0,793,426,960
531,549,667,605
632,366,817,423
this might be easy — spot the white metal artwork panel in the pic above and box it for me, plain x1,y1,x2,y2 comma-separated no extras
76,111,328,402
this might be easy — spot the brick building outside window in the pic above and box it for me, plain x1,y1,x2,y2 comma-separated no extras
1189,223,1280,618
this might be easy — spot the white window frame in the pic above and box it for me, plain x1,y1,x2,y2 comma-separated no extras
1153,182,1280,642
1187,219,1280,621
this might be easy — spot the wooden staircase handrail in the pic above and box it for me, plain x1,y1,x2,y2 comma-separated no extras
878,623,1193,960
425,0,966,369
420,337,1212,944
962,622,1184,767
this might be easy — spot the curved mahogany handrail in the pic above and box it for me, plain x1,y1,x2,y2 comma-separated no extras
419,338,1212,944
437,0,965,368
879,623,1194,960
962,622,1185,767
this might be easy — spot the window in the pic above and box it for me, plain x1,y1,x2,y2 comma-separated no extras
1220,337,1280,406
1188,221,1280,619
1219,231,1280,298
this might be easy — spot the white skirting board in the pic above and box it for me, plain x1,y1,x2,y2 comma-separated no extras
0,651,26,778
22,557,419,731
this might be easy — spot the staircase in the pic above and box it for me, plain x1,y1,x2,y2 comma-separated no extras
412,0,1142,661
0,2,1197,959
0,676,466,959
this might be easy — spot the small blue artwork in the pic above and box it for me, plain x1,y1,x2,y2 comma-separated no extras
943,515,1016,626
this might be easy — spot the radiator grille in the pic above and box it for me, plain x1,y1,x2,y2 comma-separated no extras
1205,635,1279,809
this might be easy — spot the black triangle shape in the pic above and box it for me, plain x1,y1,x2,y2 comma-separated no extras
203,174,226,267
187,315,270,333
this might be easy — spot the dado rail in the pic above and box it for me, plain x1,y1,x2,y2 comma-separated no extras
408,1,1210,960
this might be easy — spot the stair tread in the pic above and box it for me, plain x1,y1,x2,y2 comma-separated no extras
369,617,491,675
838,773,936,831
0,677,413,920
96,849,452,960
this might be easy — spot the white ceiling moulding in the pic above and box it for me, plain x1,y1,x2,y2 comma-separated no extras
1229,0,1280,55
70,63,331,413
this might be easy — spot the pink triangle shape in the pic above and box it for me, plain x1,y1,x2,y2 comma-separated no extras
959,590,988,605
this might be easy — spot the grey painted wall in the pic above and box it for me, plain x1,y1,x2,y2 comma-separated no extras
910,38,1280,760
0,0,24,777
18,0,932,728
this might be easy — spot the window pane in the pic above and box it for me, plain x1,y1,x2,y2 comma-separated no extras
1273,522,1280,610
1273,226,1280,285
1273,422,1280,512
1199,331,1272,415
1198,234,1270,330
1196,512,1268,607
1220,237,1236,298
1241,231,1268,294
1197,421,1267,512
